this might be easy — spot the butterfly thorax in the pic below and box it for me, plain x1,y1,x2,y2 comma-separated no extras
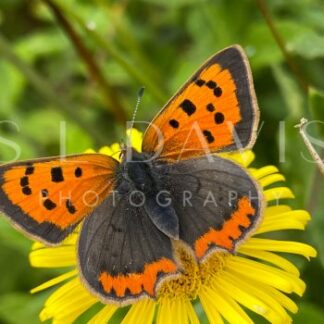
115,148,180,240
119,149,155,193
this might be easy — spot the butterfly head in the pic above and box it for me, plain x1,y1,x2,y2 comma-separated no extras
119,142,127,161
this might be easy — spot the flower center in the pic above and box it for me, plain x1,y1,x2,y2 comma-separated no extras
158,242,228,300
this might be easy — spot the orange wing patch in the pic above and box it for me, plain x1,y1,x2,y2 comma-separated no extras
144,64,239,160
195,196,256,258
142,46,258,160
0,154,117,231
99,258,178,298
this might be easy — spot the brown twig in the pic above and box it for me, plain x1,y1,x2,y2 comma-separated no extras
295,119,324,213
255,0,309,93
43,0,128,124
295,118,324,176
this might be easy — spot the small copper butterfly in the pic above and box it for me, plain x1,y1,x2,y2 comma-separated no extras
0,45,263,305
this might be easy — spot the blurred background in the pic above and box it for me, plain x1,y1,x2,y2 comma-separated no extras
0,0,324,323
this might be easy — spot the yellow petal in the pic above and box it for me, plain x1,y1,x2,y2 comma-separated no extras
84,148,96,154
226,256,305,295
200,285,253,324
199,288,224,324
185,299,200,324
251,166,279,179
88,304,118,324
220,271,291,323
221,150,255,167
31,232,78,251
259,173,285,188
266,286,298,314
109,143,122,161
121,299,156,324
31,241,45,250
31,269,77,293
99,146,113,156
40,278,97,322
262,210,310,226
238,248,300,275
127,128,143,152
255,217,306,234
171,299,189,324
210,275,278,323
29,246,76,268
264,187,295,202
243,238,317,260
156,298,172,324
51,297,97,323
263,205,292,218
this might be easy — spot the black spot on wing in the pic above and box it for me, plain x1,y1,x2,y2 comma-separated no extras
22,187,32,195
206,103,215,112
25,166,34,175
169,119,179,129
20,176,29,187
20,175,32,195
66,199,76,214
214,112,225,124
214,87,223,97
75,167,82,178
179,99,196,116
206,80,217,89
203,130,215,143
195,79,205,87
41,189,48,197
51,167,64,183
43,199,57,210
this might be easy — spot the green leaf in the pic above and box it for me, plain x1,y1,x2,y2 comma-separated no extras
309,87,324,137
0,292,45,324
0,60,25,115
141,0,198,8
245,20,311,69
293,302,324,323
272,64,305,118
0,218,31,254
287,32,324,59
15,31,69,63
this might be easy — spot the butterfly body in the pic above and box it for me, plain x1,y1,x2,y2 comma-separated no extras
0,45,264,305
116,148,180,239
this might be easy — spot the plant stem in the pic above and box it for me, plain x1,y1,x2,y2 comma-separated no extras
53,0,167,104
0,33,107,145
96,0,166,90
43,0,128,125
255,0,309,93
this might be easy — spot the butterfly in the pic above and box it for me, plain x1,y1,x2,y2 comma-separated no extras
0,45,263,305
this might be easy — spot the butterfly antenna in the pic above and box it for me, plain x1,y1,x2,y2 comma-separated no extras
129,87,145,132
126,87,145,152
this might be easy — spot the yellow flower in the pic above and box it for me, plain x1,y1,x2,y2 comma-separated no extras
29,129,316,323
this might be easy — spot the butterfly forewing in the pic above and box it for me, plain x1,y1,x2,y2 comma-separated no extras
0,154,118,245
142,45,259,160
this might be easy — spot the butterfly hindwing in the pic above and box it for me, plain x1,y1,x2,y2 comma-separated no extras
78,193,179,304
142,45,259,160
0,154,118,245
160,154,263,258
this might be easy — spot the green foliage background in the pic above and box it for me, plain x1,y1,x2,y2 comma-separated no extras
0,0,324,323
